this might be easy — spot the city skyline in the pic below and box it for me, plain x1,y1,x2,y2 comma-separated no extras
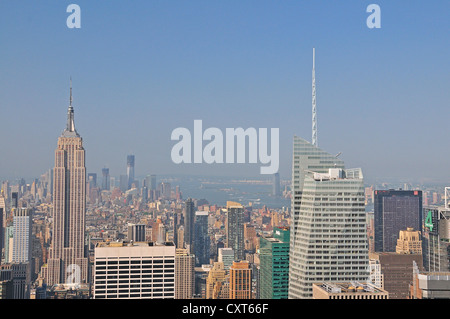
0,1,449,183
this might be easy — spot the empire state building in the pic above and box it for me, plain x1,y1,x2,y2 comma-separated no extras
46,83,88,286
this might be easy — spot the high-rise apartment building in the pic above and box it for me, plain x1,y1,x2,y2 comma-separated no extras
184,198,195,252
374,190,423,252
46,84,88,286
175,248,195,299
93,241,175,299
194,211,210,266
12,208,32,263
289,166,369,299
259,227,290,299
226,201,244,261
229,260,252,299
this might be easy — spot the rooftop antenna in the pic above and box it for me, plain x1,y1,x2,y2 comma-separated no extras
312,48,318,147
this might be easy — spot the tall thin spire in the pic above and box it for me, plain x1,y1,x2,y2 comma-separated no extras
70,76,73,107
65,77,77,134
312,48,317,147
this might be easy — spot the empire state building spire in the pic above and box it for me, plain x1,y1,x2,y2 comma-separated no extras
63,77,79,137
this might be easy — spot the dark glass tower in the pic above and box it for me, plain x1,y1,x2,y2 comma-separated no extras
226,201,245,261
194,211,210,266
374,190,423,252
101,168,110,190
184,198,195,252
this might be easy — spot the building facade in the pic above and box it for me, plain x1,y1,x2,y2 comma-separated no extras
229,261,252,299
259,227,290,299
289,166,369,299
12,207,32,263
374,190,422,252
46,87,88,286
93,241,176,299
370,252,423,299
422,206,450,272
226,201,245,261
175,248,195,299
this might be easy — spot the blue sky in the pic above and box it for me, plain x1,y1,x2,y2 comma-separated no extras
0,1,449,183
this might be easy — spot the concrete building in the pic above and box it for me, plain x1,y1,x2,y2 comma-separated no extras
127,223,146,242
206,261,227,299
93,241,176,299
410,260,450,299
12,207,32,264
396,227,422,254
175,248,195,299
229,260,252,299
370,252,423,299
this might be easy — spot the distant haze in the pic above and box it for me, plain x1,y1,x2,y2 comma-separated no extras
0,1,449,184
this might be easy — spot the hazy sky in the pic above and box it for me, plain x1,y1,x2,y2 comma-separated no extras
0,1,449,183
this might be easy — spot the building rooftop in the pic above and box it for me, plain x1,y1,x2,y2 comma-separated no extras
95,241,174,248
316,282,386,294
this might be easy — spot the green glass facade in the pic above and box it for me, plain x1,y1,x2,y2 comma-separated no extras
259,227,290,299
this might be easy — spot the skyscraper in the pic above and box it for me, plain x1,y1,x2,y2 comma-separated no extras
289,136,345,298
0,191,5,255
422,206,450,272
259,227,290,299
194,211,210,266
12,207,32,263
289,166,369,299
374,190,423,252
126,155,135,190
101,168,110,191
229,260,252,299
175,248,195,299
93,241,176,299
226,201,245,261
184,198,195,252
46,82,88,286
